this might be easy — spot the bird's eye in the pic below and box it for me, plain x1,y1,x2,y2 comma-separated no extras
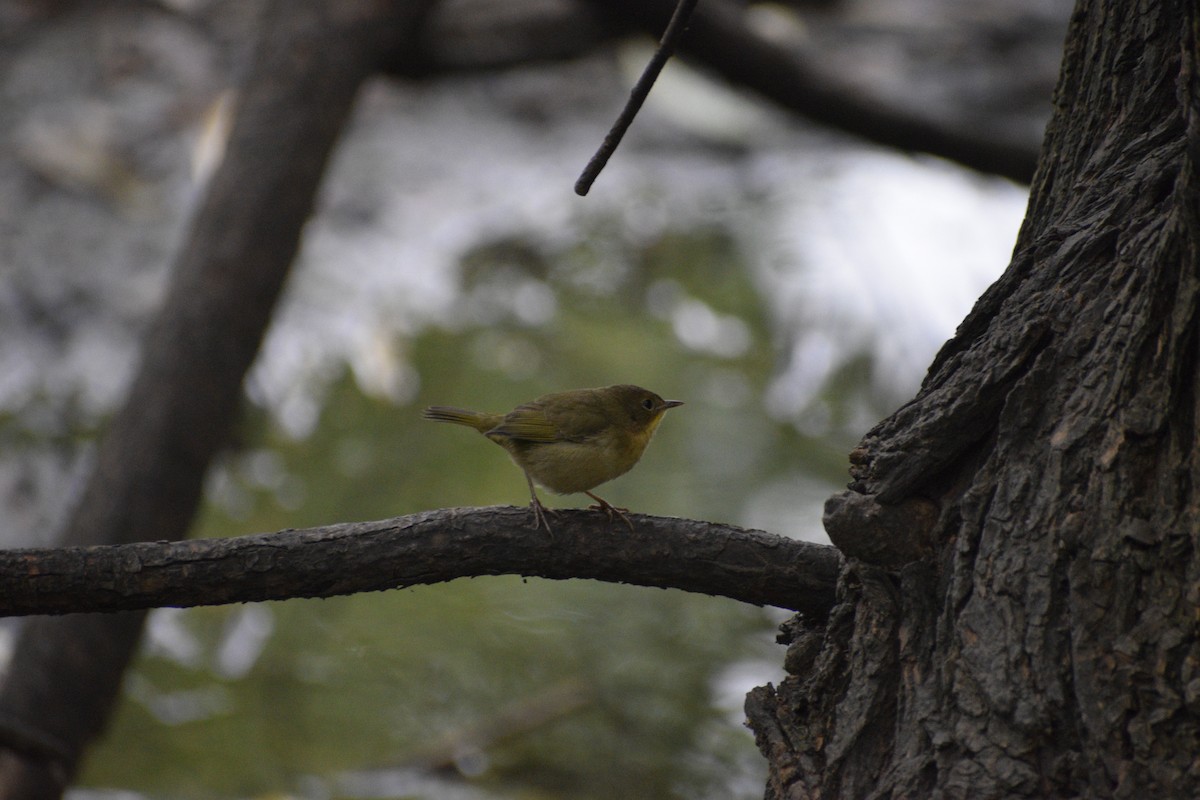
642,398,655,410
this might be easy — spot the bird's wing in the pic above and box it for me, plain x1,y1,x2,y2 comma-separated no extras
488,405,564,442
490,399,609,443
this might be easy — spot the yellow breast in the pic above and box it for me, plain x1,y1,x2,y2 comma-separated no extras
514,417,662,496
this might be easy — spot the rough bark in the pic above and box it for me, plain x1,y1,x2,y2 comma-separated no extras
747,0,1200,797
0,2,430,798
0,508,841,618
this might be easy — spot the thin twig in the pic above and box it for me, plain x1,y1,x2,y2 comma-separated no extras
574,0,700,196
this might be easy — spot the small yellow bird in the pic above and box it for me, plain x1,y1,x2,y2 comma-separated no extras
423,385,683,531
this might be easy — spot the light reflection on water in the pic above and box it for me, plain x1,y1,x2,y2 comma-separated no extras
0,55,1025,517
242,64,1025,441
213,605,275,680
124,674,234,726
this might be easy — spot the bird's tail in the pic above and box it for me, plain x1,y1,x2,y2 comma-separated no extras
422,406,502,434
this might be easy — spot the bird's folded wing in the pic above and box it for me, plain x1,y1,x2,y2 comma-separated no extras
488,407,563,442
490,402,610,442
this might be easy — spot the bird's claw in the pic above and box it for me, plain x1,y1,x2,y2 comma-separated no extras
529,499,557,535
585,492,634,530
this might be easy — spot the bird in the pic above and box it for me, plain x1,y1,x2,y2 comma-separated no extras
422,384,683,532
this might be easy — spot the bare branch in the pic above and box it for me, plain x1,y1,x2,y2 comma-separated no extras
574,0,699,195
2,507,841,619
582,0,1042,182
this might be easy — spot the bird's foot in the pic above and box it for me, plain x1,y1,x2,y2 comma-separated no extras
529,498,557,535
585,491,634,530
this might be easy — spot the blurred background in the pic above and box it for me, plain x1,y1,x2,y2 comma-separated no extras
1,0,1060,797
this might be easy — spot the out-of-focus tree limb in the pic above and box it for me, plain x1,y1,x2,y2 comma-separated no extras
0,2,434,798
415,0,1061,182
580,0,1044,182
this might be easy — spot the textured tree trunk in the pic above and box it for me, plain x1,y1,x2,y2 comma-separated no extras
747,0,1200,796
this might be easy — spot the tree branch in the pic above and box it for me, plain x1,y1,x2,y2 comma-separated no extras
574,0,699,195
582,0,1042,182
1,507,841,619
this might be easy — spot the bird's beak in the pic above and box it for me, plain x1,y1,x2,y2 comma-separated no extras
663,400,684,410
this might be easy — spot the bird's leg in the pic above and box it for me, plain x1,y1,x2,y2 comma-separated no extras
525,472,556,534
584,491,634,530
